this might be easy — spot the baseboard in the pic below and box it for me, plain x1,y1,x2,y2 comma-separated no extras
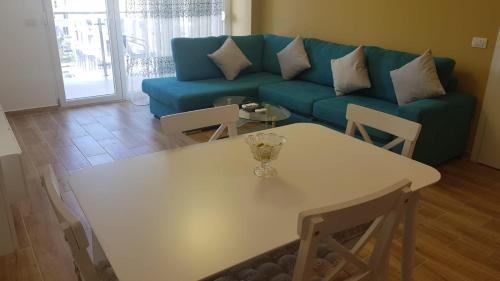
61,99,122,109
4,100,128,117
4,105,60,116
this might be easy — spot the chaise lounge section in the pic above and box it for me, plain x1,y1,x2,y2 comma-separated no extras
142,34,476,165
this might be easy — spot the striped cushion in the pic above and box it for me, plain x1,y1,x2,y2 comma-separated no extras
210,242,351,281
208,224,370,281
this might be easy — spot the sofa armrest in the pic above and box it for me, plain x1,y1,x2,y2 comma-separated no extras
398,92,476,165
399,92,476,123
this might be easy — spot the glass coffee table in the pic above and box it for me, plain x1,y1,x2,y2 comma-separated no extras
213,96,291,128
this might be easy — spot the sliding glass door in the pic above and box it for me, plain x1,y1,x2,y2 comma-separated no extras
49,0,125,105
47,0,228,106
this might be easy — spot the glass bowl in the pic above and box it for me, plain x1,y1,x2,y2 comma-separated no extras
245,133,286,178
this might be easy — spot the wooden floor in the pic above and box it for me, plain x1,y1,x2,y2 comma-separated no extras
1,101,499,281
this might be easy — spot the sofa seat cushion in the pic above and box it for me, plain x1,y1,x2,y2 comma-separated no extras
313,96,400,141
259,81,334,116
143,72,283,112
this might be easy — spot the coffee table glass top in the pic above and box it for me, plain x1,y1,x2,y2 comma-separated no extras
213,96,291,122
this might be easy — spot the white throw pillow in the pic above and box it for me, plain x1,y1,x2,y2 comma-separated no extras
331,46,371,96
277,36,311,80
208,37,252,80
390,49,446,105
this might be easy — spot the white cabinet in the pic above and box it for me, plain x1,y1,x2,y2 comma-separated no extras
473,28,500,169
0,106,27,255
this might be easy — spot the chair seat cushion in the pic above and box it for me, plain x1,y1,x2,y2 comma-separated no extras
209,242,344,281
142,72,284,112
313,95,400,141
259,81,334,116
208,225,369,281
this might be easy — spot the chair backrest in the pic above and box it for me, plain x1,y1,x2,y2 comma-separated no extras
345,104,422,158
292,179,413,281
160,104,239,149
41,165,100,281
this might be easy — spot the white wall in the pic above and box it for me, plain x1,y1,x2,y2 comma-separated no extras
472,28,500,169
0,0,59,112
231,0,252,36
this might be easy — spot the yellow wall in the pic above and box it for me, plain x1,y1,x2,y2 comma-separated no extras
252,0,500,139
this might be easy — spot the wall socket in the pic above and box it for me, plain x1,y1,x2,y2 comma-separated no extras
472,37,488,49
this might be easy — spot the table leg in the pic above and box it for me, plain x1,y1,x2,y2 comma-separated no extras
402,191,420,281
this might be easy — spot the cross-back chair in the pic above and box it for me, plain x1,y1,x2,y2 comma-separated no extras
160,104,239,149
209,179,412,281
292,179,412,281
41,165,117,281
345,104,422,158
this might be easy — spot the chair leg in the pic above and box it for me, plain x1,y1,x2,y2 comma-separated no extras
74,261,83,281
92,231,107,264
401,192,420,281
376,248,391,281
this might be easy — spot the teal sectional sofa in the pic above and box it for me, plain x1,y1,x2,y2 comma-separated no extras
142,34,476,165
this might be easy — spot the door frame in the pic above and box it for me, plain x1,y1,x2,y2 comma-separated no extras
224,0,232,35
42,0,125,107
471,27,500,166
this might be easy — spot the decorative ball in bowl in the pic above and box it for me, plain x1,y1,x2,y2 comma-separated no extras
245,133,286,178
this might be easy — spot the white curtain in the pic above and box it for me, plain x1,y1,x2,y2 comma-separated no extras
119,0,227,104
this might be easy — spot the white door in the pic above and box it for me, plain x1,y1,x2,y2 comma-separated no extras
473,28,500,169
45,0,125,106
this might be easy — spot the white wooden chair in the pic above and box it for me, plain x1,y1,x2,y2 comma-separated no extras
209,179,412,281
160,104,239,149
292,179,412,281
345,104,422,158
41,165,118,281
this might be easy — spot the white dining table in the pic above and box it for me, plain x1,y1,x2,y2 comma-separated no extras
69,123,440,281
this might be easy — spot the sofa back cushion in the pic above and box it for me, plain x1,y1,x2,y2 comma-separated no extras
172,37,224,81
229,35,265,74
299,39,357,87
172,35,265,81
262,34,294,75
365,47,456,103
